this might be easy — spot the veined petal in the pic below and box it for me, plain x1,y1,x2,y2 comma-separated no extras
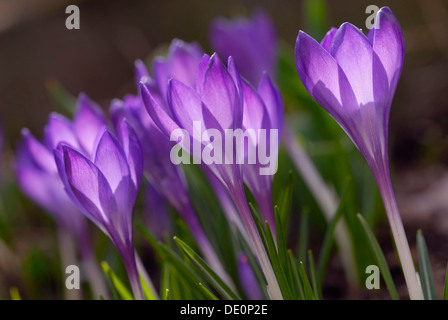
73,93,107,157
140,81,181,139
295,31,358,119
167,78,204,137
61,144,117,225
242,80,268,132
321,27,338,52
330,23,375,105
201,53,239,130
369,7,405,95
196,54,211,95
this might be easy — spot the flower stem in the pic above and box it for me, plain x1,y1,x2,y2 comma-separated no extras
373,162,424,300
228,185,283,300
120,248,145,300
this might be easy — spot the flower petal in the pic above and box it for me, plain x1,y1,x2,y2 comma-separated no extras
21,128,57,174
44,113,79,150
201,53,239,130
73,93,107,157
295,30,358,120
320,27,338,52
369,7,405,95
257,73,284,131
330,23,375,105
61,144,117,226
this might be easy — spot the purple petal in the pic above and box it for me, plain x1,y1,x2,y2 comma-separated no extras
330,23,375,105
62,144,117,226
166,39,203,88
118,119,143,200
73,93,107,157
140,81,181,139
257,73,284,131
167,78,204,137
295,30,358,121
242,80,268,132
369,7,405,95
201,53,239,130
196,54,211,95
321,27,338,52
21,128,57,174
44,113,79,150
134,60,150,88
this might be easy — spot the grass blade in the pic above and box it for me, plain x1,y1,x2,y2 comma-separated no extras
308,250,322,300
443,263,448,300
101,261,133,300
174,236,240,300
417,229,436,300
357,214,399,300
198,283,219,300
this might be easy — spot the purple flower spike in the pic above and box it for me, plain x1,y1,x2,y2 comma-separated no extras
55,119,144,300
141,53,283,299
210,9,277,85
295,7,423,299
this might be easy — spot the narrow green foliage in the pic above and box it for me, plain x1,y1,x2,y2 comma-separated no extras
297,208,309,264
277,171,294,231
174,236,240,300
198,283,219,300
298,261,316,300
443,263,448,300
417,230,436,300
357,214,399,300
101,261,133,300
308,250,322,299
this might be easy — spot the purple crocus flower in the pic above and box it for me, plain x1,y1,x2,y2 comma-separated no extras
141,53,283,299
210,9,277,85
295,7,423,299
110,51,232,287
15,95,111,299
54,117,144,300
237,253,263,300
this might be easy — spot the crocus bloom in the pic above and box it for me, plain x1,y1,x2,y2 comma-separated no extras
55,118,144,300
15,99,109,299
210,9,277,85
141,53,283,299
111,51,232,286
295,7,423,299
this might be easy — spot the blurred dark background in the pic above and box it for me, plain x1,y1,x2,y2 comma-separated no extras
0,0,448,299
0,0,447,168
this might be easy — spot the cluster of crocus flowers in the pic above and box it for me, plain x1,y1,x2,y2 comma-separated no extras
110,40,232,286
295,7,423,299
141,52,283,299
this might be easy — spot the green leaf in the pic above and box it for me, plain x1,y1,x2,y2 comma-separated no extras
198,283,219,300
298,261,316,300
417,230,436,300
274,206,293,289
174,236,240,300
357,214,399,300
308,250,322,300
264,221,294,299
164,289,171,300
303,0,328,39
101,261,133,300
44,79,77,116
140,274,156,300
288,250,305,300
276,171,294,231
